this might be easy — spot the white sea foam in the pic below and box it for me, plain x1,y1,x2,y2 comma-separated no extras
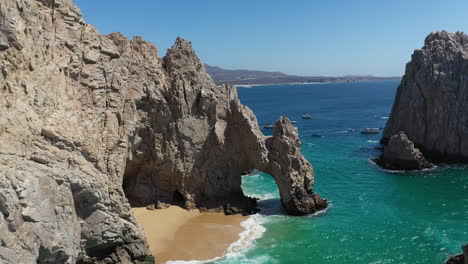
303,202,332,218
373,115,389,119
367,140,379,143
226,214,266,256
165,214,266,264
368,159,438,173
254,193,278,200
334,130,349,133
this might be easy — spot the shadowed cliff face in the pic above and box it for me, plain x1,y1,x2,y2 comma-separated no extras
0,0,325,262
383,31,468,162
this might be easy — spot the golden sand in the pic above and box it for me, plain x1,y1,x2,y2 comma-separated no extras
132,206,247,263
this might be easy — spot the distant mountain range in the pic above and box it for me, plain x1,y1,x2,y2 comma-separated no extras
205,64,401,86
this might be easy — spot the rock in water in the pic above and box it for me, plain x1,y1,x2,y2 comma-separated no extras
265,118,327,215
446,244,468,264
0,0,325,262
383,31,468,162
374,132,434,170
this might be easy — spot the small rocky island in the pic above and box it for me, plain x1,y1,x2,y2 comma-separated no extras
380,31,468,170
0,0,326,263
374,132,434,171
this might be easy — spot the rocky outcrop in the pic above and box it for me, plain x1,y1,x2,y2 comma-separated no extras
446,244,468,264
374,132,434,170
264,118,327,215
383,31,468,162
0,0,325,262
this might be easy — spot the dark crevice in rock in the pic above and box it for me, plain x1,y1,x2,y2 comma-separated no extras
37,245,69,264
415,82,429,144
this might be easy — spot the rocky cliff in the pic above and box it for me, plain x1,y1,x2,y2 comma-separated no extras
383,31,468,163
0,0,325,263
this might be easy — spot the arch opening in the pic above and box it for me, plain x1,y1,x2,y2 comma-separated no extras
241,170,280,201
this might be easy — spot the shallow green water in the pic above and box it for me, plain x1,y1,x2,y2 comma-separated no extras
211,81,467,264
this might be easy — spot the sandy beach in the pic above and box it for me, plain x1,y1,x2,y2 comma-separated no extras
132,206,247,263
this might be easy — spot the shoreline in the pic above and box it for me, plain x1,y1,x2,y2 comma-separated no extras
230,79,401,88
132,206,262,264
233,82,322,88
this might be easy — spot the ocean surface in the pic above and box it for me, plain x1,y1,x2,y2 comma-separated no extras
211,81,467,264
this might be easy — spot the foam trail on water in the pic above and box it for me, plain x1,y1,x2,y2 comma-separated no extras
368,159,438,173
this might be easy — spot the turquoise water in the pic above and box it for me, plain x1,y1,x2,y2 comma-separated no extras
213,81,467,264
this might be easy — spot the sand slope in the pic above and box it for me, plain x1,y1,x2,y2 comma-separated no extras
132,207,247,263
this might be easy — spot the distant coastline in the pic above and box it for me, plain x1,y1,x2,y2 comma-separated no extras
232,79,399,88
206,64,401,86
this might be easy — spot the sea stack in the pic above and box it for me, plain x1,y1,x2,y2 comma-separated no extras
380,31,468,169
0,0,325,262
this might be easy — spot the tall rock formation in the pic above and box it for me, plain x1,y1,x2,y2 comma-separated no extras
383,31,468,163
0,0,325,262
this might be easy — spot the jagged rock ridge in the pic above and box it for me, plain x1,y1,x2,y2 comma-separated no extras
0,0,325,263
383,31,468,163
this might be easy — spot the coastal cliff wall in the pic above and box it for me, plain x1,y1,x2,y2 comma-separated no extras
0,0,325,262
383,31,468,162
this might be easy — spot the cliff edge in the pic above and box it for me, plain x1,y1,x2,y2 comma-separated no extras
0,0,325,263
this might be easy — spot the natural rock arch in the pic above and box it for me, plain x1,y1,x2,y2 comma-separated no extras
116,37,327,216
120,88,327,215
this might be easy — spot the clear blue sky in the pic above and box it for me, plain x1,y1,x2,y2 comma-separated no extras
74,0,468,77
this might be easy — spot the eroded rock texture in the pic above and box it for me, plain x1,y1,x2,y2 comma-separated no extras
0,0,325,262
374,132,434,171
383,31,468,163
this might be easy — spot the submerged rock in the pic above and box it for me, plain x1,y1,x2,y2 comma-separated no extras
446,244,468,264
0,0,325,262
374,132,434,171
383,31,468,162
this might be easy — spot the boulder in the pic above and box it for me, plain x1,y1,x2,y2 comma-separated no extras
374,132,434,170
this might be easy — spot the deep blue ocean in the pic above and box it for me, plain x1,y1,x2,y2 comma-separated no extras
212,81,467,264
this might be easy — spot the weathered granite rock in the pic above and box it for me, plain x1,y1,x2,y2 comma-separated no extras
264,118,327,215
383,31,468,162
374,132,434,170
0,0,325,262
446,244,468,264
